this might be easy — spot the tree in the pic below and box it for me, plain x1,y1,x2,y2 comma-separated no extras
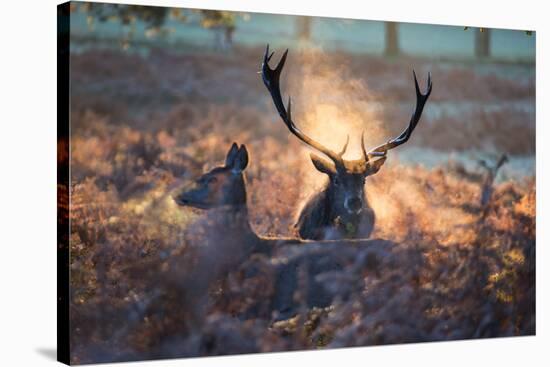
475,28,491,59
196,10,236,50
385,22,399,57
296,17,312,42
76,3,240,49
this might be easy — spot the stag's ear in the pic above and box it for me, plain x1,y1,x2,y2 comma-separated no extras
310,154,336,175
225,142,240,167
366,156,387,176
231,144,249,173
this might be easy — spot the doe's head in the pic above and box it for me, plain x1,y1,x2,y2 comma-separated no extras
174,143,249,209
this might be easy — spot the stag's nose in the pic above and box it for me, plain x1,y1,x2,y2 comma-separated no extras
345,197,362,213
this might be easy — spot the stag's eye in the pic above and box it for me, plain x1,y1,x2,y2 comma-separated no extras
333,177,340,186
207,177,218,184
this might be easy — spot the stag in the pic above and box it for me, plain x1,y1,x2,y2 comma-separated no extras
174,142,397,318
261,45,432,240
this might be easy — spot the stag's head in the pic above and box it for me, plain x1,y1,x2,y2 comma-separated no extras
307,140,387,214
174,143,249,209
261,45,432,215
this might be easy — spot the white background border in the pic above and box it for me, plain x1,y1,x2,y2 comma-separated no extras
0,0,546,365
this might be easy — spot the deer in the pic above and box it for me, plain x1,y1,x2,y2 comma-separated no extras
261,45,432,240
173,142,299,257
173,142,399,319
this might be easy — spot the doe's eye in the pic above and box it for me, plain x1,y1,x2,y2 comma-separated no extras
207,177,218,184
333,177,340,186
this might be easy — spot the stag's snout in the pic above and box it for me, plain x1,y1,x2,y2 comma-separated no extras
345,196,363,214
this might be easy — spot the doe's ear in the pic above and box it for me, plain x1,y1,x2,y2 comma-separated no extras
231,144,249,173
366,156,387,176
310,153,336,175
225,142,240,167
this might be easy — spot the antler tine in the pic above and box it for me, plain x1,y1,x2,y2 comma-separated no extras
338,135,350,156
265,44,274,63
261,45,345,168
360,131,369,162
367,70,432,157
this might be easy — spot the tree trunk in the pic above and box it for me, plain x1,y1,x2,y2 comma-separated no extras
475,28,491,59
385,22,399,57
297,16,312,41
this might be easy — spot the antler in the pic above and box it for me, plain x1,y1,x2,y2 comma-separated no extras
362,71,432,162
261,45,348,169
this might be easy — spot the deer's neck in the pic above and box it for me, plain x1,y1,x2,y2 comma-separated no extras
210,205,258,243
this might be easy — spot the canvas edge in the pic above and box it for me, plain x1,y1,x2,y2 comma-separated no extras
58,1,71,365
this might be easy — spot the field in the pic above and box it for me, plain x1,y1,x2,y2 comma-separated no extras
64,45,535,363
